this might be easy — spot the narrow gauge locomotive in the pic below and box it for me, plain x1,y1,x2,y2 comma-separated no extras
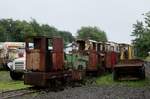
24,36,85,87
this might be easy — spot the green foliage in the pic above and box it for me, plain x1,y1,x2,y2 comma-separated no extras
77,26,107,42
132,12,150,57
59,31,75,45
0,18,74,44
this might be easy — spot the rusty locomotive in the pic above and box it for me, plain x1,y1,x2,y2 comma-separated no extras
24,36,85,87
24,36,145,87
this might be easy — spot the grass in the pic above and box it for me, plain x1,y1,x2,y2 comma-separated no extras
0,71,30,91
0,70,149,91
96,73,150,88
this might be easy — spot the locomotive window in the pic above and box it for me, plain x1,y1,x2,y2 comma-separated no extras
34,38,41,49
97,43,101,51
47,39,53,50
77,41,85,51
26,38,34,50
92,42,96,50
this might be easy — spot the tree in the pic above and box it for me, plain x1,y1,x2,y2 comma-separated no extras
0,25,6,41
0,19,14,41
77,26,107,41
30,18,42,36
41,24,58,37
132,11,150,57
59,31,75,45
0,18,75,44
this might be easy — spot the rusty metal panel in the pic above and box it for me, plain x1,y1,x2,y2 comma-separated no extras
52,52,64,71
111,52,117,69
51,37,64,71
24,72,47,86
105,51,117,69
24,71,72,86
105,52,112,69
113,65,145,80
72,70,85,81
87,51,98,70
52,38,64,52
26,37,47,72
26,50,40,71
115,59,144,68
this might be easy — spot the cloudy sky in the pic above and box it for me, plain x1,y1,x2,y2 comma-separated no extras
0,0,150,43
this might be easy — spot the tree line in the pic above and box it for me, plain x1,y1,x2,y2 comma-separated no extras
0,18,74,45
0,18,108,45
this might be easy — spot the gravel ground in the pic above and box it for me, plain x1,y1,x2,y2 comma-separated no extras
12,85,150,99
11,62,150,99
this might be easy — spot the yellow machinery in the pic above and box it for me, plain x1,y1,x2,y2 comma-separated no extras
120,44,134,60
113,44,145,80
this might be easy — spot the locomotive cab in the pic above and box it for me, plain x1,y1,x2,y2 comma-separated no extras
104,42,119,72
75,39,99,76
24,36,72,87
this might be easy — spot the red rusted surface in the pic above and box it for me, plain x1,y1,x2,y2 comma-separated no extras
115,59,144,68
52,53,64,71
26,37,64,72
105,51,117,70
72,70,85,81
52,37,64,52
87,51,98,71
113,59,145,80
105,52,112,69
111,51,117,69
26,50,40,71
51,37,64,71
26,37,47,72
24,71,72,86
25,36,73,86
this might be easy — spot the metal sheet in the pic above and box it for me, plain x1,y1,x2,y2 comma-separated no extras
105,51,117,69
26,50,40,71
52,53,64,71
72,70,85,81
87,51,98,71
52,38,64,52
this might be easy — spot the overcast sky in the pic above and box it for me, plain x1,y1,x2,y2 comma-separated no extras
0,0,150,43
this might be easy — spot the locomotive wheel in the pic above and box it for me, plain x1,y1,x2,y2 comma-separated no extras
10,71,23,80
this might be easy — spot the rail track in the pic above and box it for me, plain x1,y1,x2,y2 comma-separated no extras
0,87,38,99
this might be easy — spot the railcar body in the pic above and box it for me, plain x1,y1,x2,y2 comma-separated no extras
24,36,84,87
